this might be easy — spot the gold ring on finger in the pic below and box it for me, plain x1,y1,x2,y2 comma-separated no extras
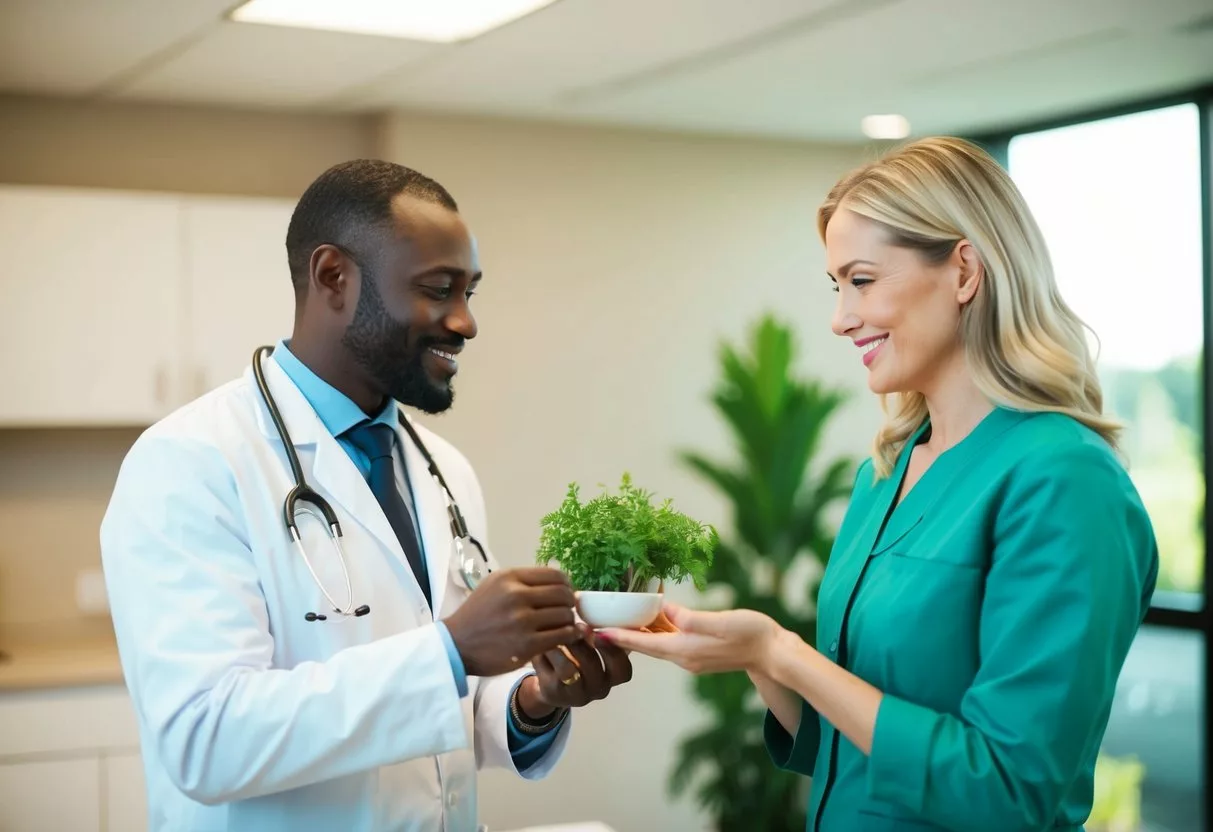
561,671,581,686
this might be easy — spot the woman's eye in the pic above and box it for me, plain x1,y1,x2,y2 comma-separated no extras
851,277,873,288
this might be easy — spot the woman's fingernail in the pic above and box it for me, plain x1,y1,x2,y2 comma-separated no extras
596,630,612,643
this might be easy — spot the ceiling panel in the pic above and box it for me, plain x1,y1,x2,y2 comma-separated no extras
908,28,1213,137
0,0,236,95
548,0,1213,140
336,0,872,112
0,0,1210,141
112,19,441,108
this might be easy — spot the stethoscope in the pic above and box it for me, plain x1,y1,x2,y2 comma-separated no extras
252,345,492,623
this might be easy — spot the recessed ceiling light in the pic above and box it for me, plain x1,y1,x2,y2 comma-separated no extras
229,0,560,43
861,114,911,140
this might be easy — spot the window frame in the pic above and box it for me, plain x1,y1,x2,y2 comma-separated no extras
968,81,1213,830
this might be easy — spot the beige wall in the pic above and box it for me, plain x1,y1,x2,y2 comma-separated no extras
374,112,882,830
0,96,884,831
0,94,378,198
0,95,378,632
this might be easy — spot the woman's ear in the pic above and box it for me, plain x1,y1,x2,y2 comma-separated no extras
955,240,984,305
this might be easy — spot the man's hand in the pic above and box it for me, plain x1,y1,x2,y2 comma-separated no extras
443,568,579,677
516,626,633,717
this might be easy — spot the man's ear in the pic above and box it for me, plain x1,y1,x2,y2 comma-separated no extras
955,240,984,305
309,244,355,311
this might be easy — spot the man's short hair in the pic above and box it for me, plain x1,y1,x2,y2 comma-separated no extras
285,159,457,291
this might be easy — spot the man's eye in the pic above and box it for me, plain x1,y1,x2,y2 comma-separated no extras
425,286,453,300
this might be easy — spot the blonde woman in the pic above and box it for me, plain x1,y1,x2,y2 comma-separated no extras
600,137,1160,831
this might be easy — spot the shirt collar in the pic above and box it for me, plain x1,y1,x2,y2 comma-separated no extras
270,338,397,437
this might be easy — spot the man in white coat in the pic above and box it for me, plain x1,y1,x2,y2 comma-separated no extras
99,159,633,832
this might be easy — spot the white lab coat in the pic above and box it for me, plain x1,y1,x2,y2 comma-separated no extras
99,356,571,832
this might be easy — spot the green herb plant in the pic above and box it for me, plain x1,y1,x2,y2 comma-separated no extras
536,473,718,593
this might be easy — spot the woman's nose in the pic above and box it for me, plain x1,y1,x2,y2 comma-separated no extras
831,293,860,337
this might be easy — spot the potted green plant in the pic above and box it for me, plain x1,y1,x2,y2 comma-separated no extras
536,473,717,629
672,313,855,831
1087,753,1146,832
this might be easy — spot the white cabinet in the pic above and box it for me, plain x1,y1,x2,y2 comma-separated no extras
103,752,148,832
0,186,185,427
0,685,142,832
181,196,296,397
0,757,101,832
0,185,296,427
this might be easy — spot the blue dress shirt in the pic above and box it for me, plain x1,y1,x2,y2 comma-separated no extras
271,339,559,768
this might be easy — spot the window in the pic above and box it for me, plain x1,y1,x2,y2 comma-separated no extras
981,86,1213,832
1101,626,1204,832
1007,102,1204,605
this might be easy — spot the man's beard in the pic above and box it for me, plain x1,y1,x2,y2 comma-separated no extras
341,273,458,415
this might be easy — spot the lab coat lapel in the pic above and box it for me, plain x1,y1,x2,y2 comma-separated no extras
250,360,430,609
397,412,453,616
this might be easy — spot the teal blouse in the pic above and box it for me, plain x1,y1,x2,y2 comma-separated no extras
764,406,1159,831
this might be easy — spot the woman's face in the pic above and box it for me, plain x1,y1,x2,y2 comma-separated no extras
825,208,975,396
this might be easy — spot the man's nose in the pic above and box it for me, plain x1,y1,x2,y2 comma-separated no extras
446,300,478,340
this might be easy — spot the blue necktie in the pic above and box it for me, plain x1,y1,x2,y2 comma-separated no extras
344,422,432,609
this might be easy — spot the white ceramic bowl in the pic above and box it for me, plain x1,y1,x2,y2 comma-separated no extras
576,591,663,629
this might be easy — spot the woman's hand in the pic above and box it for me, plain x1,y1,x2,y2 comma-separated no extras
597,601,782,675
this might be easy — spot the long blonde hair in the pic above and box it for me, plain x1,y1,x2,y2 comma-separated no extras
819,137,1121,478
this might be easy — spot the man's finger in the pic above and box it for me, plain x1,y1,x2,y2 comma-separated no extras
565,640,606,692
513,567,572,587
526,626,580,657
545,646,582,685
532,650,556,678
523,583,578,609
599,640,633,686
530,606,576,632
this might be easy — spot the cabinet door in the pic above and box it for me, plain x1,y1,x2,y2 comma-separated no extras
181,196,296,397
104,752,147,832
0,186,185,426
0,757,101,831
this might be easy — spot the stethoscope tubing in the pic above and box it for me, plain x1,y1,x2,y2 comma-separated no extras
252,345,489,622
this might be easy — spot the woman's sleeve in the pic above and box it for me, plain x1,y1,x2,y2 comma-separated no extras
865,441,1159,831
764,700,822,776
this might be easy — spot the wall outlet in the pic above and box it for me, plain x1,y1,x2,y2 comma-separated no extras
75,567,110,614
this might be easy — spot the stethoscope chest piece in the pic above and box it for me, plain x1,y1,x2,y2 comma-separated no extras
454,536,490,590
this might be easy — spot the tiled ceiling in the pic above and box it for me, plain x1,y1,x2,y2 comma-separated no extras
1,0,1211,141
